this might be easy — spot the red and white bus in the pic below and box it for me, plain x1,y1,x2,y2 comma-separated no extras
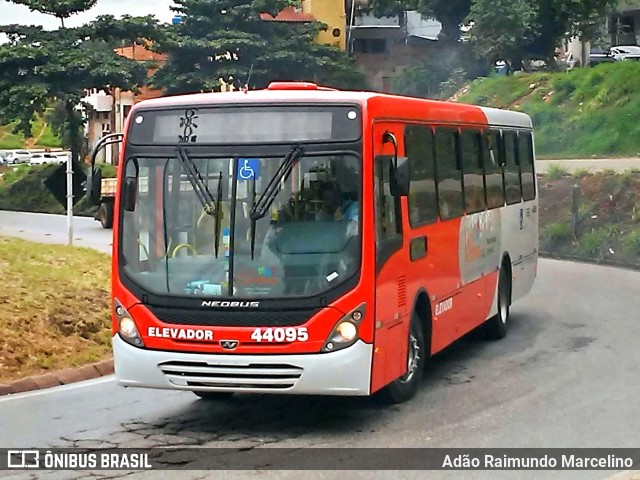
87,82,537,403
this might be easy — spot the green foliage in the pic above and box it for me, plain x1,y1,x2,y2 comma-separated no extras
152,0,366,95
546,164,569,179
466,0,536,64
392,45,488,99
457,62,640,158
10,0,98,26
622,228,640,256
372,0,616,67
0,10,157,162
573,168,591,178
542,221,572,249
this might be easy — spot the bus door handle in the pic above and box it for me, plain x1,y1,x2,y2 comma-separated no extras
410,236,428,261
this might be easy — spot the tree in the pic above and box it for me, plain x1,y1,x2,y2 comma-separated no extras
466,0,618,68
151,0,366,95
10,0,98,27
0,5,158,163
466,0,537,67
369,0,472,42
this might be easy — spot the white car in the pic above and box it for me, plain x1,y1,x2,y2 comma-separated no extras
610,45,640,60
6,150,32,164
29,153,63,165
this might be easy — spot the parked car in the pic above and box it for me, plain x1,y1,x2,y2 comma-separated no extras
29,152,64,165
0,151,7,165
6,150,32,164
590,45,640,66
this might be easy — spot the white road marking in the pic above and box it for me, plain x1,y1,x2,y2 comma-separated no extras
0,375,115,403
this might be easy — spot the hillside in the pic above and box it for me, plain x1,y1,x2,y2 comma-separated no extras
0,115,61,150
453,62,640,158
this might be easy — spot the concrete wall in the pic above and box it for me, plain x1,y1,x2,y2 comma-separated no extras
302,0,347,49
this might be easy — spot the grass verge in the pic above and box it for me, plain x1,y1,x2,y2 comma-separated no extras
0,236,111,383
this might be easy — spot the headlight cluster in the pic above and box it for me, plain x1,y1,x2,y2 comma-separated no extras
115,299,144,347
322,303,366,353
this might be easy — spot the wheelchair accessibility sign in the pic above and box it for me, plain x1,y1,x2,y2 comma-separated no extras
237,158,260,181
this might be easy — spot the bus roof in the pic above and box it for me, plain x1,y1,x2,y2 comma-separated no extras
133,83,532,130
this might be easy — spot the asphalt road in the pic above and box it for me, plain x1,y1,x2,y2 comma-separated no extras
536,158,640,174
1,212,639,480
0,210,112,254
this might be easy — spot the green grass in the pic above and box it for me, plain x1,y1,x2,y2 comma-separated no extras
0,236,111,383
0,113,62,149
456,62,640,158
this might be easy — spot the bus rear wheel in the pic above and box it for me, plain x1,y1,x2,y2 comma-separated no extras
484,266,511,340
381,311,426,404
99,202,113,229
193,391,234,401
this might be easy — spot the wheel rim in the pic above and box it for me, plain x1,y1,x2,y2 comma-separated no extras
399,330,420,384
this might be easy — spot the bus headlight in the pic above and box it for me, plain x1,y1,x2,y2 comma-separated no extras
322,303,366,353
114,299,144,348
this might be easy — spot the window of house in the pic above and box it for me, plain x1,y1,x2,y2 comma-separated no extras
405,125,437,226
353,38,388,54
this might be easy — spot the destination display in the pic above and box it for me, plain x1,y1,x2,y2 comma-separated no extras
127,105,362,144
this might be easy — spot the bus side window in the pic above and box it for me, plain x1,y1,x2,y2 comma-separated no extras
405,125,437,226
435,128,463,220
519,132,536,201
483,130,505,209
460,129,485,214
503,131,522,205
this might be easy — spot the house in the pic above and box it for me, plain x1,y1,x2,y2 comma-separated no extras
348,4,443,92
83,43,166,164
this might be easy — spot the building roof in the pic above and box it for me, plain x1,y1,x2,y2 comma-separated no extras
115,44,166,63
260,7,316,23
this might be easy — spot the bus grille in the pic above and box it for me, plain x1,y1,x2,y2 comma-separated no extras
158,360,303,390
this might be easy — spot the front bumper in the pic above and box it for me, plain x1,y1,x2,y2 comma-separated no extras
113,335,373,396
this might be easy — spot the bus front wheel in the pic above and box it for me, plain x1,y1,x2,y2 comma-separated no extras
380,311,426,404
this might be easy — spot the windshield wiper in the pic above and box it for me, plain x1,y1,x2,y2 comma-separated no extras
176,148,217,214
248,144,305,259
176,148,223,257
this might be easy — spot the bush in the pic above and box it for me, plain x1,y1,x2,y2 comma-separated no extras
546,164,569,179
622,229,640,257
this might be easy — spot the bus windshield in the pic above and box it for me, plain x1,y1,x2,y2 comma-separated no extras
119,152,361,298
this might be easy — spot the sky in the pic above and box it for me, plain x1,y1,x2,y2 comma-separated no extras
0,0,177,29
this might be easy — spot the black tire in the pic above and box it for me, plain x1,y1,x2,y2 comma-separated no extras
380,311,426,404
99,202,114,229
193,391,234,401
484,265,511,340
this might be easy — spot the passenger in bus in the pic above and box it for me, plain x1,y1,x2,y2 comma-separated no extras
315,183,358,222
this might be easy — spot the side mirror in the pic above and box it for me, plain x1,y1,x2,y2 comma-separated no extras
123,176,137,212
86,167,102,205
390,156,410,197
381,130,410,197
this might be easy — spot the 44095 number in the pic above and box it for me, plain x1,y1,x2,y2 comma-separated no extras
250,327,308,343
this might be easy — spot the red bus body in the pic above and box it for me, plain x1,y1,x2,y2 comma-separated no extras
111,83,538,399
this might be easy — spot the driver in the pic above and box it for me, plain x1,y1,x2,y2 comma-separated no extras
315,183,358,222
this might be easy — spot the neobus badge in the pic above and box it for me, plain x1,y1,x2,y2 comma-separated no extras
200,300,260,308
148,327,213,341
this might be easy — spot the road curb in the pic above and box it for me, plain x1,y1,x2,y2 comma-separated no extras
0,359,113,397
539,251,640,272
